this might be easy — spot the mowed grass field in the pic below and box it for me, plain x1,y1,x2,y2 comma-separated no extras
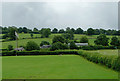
2,55,118,79
1,33,116,49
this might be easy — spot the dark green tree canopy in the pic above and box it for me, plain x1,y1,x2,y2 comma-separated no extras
110,37,119,46
8,45,13,51
75,28,83,34
52,28,58,33
94,34,109,46
59,29,65,33
30,33,33,38
40,41,50,46
87,28,94,35
80,36,88,43
8,27,18,40
69,41,77,49
52,35,65,43
25,41,40,51
41,28,51,38
50,42,68,51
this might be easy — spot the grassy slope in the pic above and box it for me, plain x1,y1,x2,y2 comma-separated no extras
86,49,118,56
2,55,118,79
1,33,116,49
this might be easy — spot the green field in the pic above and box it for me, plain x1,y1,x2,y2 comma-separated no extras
2,55,118,79
1,34,116,49
87,49,118,56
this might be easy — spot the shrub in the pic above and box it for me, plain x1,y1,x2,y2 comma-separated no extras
80,36,88,43
110,36,119,46
25,41,40,51
50,42,68,51
94,34,109,46
78,51,120,71
52,35,65,43
40,41,50,46
8,45,13,51
69,41,77,49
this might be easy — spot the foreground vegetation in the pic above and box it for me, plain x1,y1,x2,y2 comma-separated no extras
2,55,118,79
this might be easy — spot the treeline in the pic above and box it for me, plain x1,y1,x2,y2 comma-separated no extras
1,26,120,35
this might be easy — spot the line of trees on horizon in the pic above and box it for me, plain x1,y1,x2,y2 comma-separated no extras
1,26,120,36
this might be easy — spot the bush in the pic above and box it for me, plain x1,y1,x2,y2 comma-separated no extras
25,41,40,51
2,50,78,56
78,51,120,71
40,41,50,46
80,36,88,43
8,45,13,51
94,34,109,46
50,42,68,51
52,35,65,43
69,41,77,49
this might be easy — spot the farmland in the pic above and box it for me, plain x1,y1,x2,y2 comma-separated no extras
2,55,118,79
1,33,116,49
86,49,118,56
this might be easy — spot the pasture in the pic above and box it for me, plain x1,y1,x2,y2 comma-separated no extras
2,55,118,79
87,49,118,56
1,33,116,49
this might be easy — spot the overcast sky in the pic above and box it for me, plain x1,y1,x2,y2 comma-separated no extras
2,2,118,30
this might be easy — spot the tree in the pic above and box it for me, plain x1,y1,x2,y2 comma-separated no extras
80,36,88,43
94,34,109,46
65,28,74,40
71,28,75,33
30,33,33,38
18,27,23,33
50,42,68,51
22,27,28,33
59,29,65,33
25,41,40,51
69,41,77,49
75,28,83,34
41,28,51,38
52,28,58,33
94,29,100,35
87,28,94,35
8,45,13,51
52,35,65,43
33,28,38,32
8,27,18,40
110,37,119,46
40,41,50,46
2,33,9,39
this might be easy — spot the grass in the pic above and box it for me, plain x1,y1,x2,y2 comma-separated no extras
87,49,118,56
1,33,116,49
2,55,118,79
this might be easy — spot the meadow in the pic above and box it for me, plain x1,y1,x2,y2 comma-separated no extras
1,33,116,49
2,55,118,79
86,49,118,56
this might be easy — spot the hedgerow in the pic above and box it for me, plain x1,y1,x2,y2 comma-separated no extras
2,50,120,71
78,51,120,71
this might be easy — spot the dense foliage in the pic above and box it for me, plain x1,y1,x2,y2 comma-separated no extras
94,34,109,46
40,41,50,46
50,42,68,51
80,36,88,43
8,45,13,51
52,35,65,43
1,26,119,35
25,41,40,51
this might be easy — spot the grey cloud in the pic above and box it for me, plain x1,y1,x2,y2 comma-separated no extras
2,2,118,30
